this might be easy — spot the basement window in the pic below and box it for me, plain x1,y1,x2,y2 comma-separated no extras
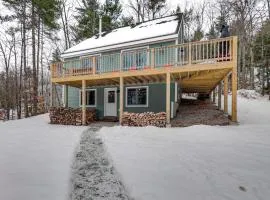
80,89,97,107
126,86,148,107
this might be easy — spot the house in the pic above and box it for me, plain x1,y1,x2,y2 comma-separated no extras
51,14,238,125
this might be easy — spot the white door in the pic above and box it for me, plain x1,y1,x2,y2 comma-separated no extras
104,88,117,117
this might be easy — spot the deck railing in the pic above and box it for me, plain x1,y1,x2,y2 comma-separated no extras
51,37,235,78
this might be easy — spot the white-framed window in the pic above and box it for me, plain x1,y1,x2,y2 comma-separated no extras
79,89,97,107
125,86,149,107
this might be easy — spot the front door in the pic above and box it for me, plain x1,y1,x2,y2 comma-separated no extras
104,88,117,117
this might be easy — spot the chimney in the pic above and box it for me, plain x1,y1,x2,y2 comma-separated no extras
99,15,102,38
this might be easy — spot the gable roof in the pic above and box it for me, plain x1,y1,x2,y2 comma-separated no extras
62,14,182,58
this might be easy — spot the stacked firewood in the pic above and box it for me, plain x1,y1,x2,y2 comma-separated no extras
121,112,166,127
49,107,96,125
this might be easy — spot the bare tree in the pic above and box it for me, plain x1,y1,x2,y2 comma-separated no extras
128,0,145,23
0,36,14,120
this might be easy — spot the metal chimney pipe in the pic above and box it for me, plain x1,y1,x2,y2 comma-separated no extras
99,15,102,38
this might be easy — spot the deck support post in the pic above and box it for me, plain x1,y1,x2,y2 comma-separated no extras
64,85,68,108
50,82,54,107
119,76,124,125
212,88,216,103
151,49,155,68
188,43,192,65
166,72,171,125
92,56,96,74
232,36,238,122
223,75,228,113
82,80,86,125
218,83,222,109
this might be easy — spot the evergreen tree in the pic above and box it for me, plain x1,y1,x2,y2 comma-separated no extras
206,25,219,39
72,0,100,42
101,0,122,31
120,16,135,27
52,48,62,62
146,0,166,19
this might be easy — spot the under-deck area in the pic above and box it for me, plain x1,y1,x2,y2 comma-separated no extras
51,36,238,125
171,97,230,127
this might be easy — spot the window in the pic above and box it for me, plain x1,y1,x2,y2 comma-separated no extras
80,89,96,107
126,86,148,107
122,48,148,70
108,91,115,103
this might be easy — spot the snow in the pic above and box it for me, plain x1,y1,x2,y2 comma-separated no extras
237,89,262,99
99,96,270,200
63,15,179,57
0,114,86,200
69,125,130,200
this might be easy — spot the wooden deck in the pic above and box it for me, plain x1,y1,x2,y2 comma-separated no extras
51,36,238,124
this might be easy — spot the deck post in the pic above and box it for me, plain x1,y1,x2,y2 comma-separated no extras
212,88,216,103
92,56,96,74
223,75,228,113
64,85,68,108
218,83,222,109
119,76,124,125
50,82,54,107
166,72,171,125
188,43,192,65
232,36,238,122
151,48,155,69
82,80,86,125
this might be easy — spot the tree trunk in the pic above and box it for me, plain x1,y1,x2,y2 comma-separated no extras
32,1,38,116
23,0,29,118
13,32,20,120
41,22,44,96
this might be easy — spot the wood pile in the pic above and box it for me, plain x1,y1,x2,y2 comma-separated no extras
121,112,166,127
0,109,5,121
49,107,96,125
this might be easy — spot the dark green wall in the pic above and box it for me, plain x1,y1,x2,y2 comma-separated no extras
123,83,175,114
67,82,176,119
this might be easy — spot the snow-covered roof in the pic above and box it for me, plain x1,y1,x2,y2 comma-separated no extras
62,14,182,58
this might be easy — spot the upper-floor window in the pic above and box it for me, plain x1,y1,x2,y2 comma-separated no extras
122,47,148,70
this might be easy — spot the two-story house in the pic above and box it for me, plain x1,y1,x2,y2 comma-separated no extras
51,14,238,125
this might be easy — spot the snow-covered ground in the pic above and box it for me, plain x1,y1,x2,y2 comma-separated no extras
0,114,86,200
99,96,270,200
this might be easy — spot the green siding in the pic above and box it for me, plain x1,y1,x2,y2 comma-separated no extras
99,51,121,73
67,86,80,108
67,82,176,119
150,41,176,68
124,83,175,113
64,41,177,71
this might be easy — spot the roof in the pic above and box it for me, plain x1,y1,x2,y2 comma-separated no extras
62,14,182,58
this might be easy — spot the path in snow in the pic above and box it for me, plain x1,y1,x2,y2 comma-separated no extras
0,114,86,200
99,97,270,200
69,124,131,200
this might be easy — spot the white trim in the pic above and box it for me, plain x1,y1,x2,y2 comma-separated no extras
79,88,97,107
125,86,149,108
104,87,117,117
79,53,101,59
121,46,149,53
62,34,178,59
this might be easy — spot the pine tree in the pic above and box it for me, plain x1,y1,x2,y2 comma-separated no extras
101,0,122,31
146,0,166,19
72,0,100,42
120,16,135,27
